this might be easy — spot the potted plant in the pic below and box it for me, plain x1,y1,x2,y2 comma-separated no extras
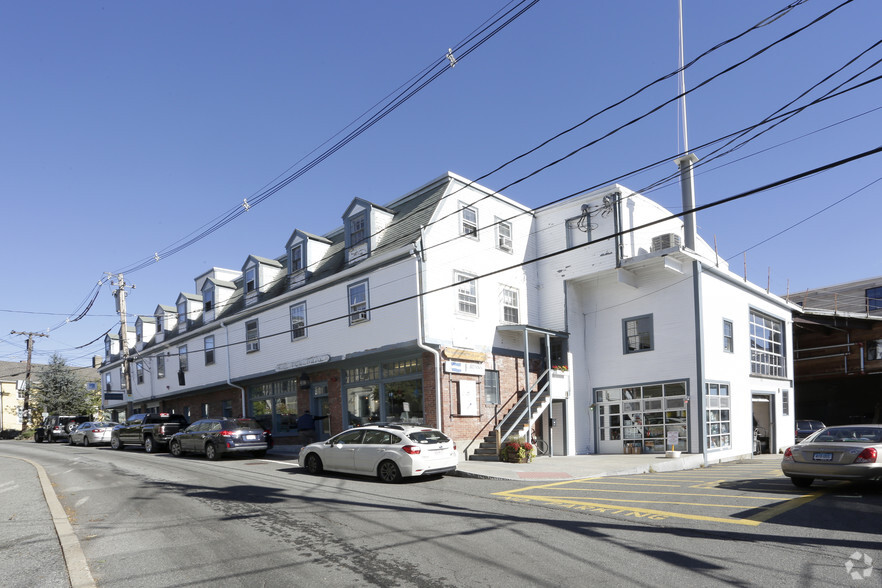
500,440,536,463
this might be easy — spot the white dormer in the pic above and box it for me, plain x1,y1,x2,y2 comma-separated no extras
285,229,333,290
176,292,203,334
134,316,157,351
154,304,176,344
104,333,119,361
201,277,236,322
342,198,394,265
194,267,241,295
241,255,284,307
119,325,136,356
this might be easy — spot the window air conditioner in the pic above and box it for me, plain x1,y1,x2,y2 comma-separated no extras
651,233,681,252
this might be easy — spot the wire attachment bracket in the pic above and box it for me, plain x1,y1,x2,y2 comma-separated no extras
446,48,457,68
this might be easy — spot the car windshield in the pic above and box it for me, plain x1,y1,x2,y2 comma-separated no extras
812,427,882,443
406,429,450,444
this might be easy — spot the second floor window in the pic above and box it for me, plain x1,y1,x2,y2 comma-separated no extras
456,272,478,315
723,320,734,353
750,310,785,377
246,320,260,352
105,372,112,392
291,302,307,339
348,281,369,324
136,362,144,384
179,345,188,372
204,335,215,365
157,355,166,379
502,287,519,323
623,315,653,354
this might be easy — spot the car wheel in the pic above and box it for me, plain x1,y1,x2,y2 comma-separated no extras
111,436,124,450
377,460,403,483
205,443,220,461
68,436,75,445
252,450,267,458
34,432,42,443
169,440,183,457
791,476,814,488
144,437,156,454
82,437,90,448
304,453,323,475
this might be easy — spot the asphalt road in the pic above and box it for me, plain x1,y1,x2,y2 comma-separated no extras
2,442,880,587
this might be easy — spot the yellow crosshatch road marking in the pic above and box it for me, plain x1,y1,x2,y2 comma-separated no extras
493,476,825,526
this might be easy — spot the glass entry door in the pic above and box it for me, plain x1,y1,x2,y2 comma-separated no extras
311,383,331,441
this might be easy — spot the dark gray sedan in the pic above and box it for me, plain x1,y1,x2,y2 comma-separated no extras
782,424,882,487
168,418,268,460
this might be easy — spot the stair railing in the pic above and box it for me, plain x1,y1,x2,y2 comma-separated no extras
497,368,551,451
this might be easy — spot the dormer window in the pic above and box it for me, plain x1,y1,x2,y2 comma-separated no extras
177,301,188,331
157,314,164,333
291,244,303,272
136,323,143,343
245,267,257,293
203,287,214,312
105,338,111,358
350,213,366,245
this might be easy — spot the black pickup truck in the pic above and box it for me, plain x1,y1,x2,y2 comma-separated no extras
111,413,189,453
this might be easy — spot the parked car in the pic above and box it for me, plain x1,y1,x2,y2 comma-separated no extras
795,419,826,441
168,418,268,460
111,413,189,453
68,421,120,447
298,424,458,483
34,415,91,443
782,424,882,487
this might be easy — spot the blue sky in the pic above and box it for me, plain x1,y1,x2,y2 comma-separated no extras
2,0,880,367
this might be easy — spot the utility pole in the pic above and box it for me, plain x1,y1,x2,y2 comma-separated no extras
10,330,48,426
109,273,135,415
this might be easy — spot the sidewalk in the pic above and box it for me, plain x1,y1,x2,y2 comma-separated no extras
267,444,715,481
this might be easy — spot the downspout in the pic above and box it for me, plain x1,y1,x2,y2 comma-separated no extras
613,191,623,267
414,228,442,431
222,321,247,417
693,262,706,466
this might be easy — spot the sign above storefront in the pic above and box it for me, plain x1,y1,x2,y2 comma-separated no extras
276,354,330,372
444,360,485,376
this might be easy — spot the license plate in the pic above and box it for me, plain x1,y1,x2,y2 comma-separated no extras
813,452,833,461
245,434,256,441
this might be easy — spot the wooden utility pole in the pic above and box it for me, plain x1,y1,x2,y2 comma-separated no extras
109,273,135,414
10,330,48,425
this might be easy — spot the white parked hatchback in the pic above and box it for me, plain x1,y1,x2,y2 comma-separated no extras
298,424,458,483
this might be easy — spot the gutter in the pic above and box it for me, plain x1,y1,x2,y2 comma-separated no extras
414,228,442,431
222,321,247,417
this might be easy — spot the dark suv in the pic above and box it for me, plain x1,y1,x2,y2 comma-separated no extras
169,418,268,460
34,415,91,443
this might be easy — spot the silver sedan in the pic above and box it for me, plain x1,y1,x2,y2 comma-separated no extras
69,421,120,447
781,424,882,487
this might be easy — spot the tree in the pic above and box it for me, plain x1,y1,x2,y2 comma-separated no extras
31,353,100,421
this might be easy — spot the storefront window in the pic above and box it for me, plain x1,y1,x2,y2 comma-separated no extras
248,377,299,436
705,383,731,450
344,357,423,428
595,381,688,453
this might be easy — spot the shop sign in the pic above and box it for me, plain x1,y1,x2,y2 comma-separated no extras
444,360,485,376
276,354,330,372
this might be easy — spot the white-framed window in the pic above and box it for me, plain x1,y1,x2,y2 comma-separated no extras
245,267,257,294
350,213,366,245
484,370,500,404
136,323,143,343
203,287,214,312
723,319,734,353
179,345,188,372
104,372,112,392
157,355,166,379
461,204,478,239
246,320,260,352
502,287,519,323
348,280,369,325
120,367,127,390
204,335,215,365
291,244,303,272
136,362,144,384
750,310,785,377
156,314,164,333
496,219,513,253
705,382,731,450
782,388,790,416
456,271,478,315
290,302,307,339
623,315,653,354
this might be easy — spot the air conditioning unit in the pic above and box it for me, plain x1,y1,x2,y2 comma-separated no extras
246,341,259,353
651,233,681,252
